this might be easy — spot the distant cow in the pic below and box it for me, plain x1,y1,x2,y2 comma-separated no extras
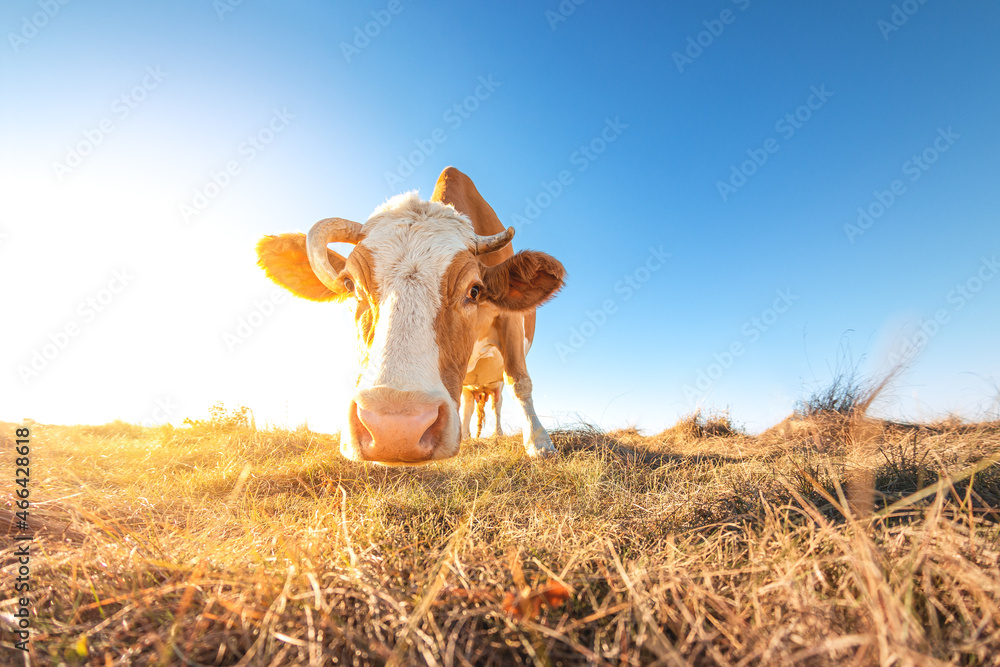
256,167,564,465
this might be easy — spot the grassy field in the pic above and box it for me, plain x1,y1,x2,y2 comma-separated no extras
2,409,999,666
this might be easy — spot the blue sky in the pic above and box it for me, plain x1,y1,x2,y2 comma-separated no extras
1,1,998,433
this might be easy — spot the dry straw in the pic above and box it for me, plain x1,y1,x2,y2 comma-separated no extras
2,395,998,665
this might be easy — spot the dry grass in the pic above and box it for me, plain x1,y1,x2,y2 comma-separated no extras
2,413,999,666
659,410,742,444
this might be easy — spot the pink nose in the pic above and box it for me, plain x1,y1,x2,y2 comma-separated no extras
355,403,441,463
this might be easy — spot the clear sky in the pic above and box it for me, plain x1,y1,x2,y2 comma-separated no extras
2,1,998,434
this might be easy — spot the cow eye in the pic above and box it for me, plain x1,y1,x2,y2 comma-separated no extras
342,277,355,294
468,284,482,301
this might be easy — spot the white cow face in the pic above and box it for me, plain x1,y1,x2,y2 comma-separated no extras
257,193,564,464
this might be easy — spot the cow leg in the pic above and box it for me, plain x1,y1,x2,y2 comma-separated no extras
460,387,475,440
492,388,504,437
496,314,555,457
505,376,555,456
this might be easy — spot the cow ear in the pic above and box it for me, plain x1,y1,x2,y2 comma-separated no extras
482,251,565,311
256,233,351,303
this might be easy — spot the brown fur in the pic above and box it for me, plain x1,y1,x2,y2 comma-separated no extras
343,246,380,350
433,244,564,408
482,251,565,311
255,234,349,303
523,310,536,346
474,390,489,438
431,167,512,268
494,312,530,383
431,167,565,407
471,387,501,438
434,253,487,403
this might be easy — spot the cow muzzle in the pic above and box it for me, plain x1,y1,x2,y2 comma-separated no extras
345,389,458,464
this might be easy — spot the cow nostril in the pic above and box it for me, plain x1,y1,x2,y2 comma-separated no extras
351,404,374,449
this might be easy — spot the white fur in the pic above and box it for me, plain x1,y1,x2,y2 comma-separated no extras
354,193,475,408
509,376,553,455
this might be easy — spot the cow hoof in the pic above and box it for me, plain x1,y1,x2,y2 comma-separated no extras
525,445,558,459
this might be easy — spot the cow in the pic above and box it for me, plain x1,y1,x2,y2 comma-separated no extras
255,167,565,465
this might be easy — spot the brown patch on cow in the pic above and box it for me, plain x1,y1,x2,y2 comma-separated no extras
523,310,536,345
355,301,375,353
431,167,513,268
482,251,566,311
494,313,528,382
342,244,378,300
435,253,490,403
343,245,380,350
432,248,564,401
430,168,561,392
256,233,349,302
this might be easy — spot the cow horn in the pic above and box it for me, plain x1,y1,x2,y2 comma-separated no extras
473,226,515,255
306,217,364,291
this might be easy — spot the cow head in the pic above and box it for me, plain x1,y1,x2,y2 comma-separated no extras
256,192,564,465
